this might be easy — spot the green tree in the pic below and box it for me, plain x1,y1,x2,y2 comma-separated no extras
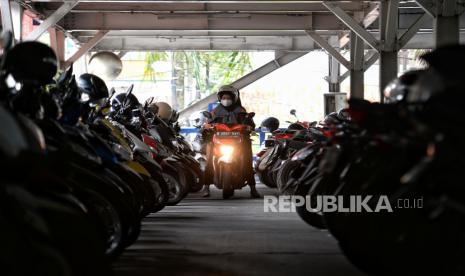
144,51,252,108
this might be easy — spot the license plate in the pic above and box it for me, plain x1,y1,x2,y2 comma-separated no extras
217,132,240,137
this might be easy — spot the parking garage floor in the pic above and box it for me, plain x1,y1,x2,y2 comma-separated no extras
113,184,366,276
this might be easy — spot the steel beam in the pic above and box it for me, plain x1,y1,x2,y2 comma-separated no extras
441,0,457,17
83,30,465,51
350,31,364,99
1,0,15,36
339,50,379,84
63,30,108,69
26,0,79,41
364,51,380,70
49,28,65,67
232,51,308,89
340,6,380,49
398,13,430,48
117,51,127,58
306,31,351,70
38,2,371,13
435,15,459,47
383,0,399,51
323,1,380,51
58,11,447,32
435,0,460,47
414,0,437,17
11,1,23,41
179,51,308,119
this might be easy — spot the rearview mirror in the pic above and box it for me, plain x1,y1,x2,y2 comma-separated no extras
202,111,212,119
125,84,134,97
109,87,116,99
144,97,154,109
290,109,296,116
145,97,154,106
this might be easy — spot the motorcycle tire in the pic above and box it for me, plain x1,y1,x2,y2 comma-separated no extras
162,164,188,205
67,163,141,249
276,159,300,193
295,180,326,229
73,187,124,258
220,164,235,199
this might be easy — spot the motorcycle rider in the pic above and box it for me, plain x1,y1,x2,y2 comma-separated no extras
201,85,260,198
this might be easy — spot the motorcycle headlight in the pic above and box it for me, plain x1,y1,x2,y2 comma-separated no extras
220,145,234,156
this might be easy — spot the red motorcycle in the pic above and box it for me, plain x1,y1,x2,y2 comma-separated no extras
204,113,255,199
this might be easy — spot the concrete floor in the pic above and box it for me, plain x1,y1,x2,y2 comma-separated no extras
113,184,366,276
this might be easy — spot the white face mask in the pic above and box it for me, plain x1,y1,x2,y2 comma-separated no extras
221,99,233,107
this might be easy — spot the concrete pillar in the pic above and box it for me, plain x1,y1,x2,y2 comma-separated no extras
350,31,364,99
435,15,459,47
328,55,340,92
379,0,399,103
328,36,340,92
379,51,398,97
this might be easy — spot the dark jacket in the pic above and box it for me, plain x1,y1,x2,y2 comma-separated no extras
209,103,255,128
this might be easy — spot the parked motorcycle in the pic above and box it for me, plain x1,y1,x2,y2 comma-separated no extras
0,36,194,275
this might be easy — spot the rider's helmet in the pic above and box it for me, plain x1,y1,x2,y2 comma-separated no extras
4,41,57,85
337,108,351,121
407,45,465,104
383,70,422,103
217,85,239,107
77,73,109,106
320,112,340,127
260,117,280,132
155,102,173,120
111,92,140,114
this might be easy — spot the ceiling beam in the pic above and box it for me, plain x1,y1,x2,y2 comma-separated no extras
398,12,429,48
36,2,371,13
306,30,351,69
1,0,15,37
59,11,448,32
414,0,437,17
63,30,108,69
322,2,381,51
85,30,465,51
90,35,317,51
383,0,399,51
25,0,79,41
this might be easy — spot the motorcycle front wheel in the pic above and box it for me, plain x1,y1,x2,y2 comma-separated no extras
220,163,234,199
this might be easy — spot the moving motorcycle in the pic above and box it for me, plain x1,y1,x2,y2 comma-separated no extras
203,111,255,199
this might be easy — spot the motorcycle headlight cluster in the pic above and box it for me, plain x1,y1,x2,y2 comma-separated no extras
220,145,234,156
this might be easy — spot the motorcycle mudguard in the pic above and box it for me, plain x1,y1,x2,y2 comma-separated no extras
292,143,319,162
165,154,184,163
124,160,151,178
134,152,163,171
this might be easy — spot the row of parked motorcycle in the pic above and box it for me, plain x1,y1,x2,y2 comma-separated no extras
256,45,465,275
0,32,203,275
